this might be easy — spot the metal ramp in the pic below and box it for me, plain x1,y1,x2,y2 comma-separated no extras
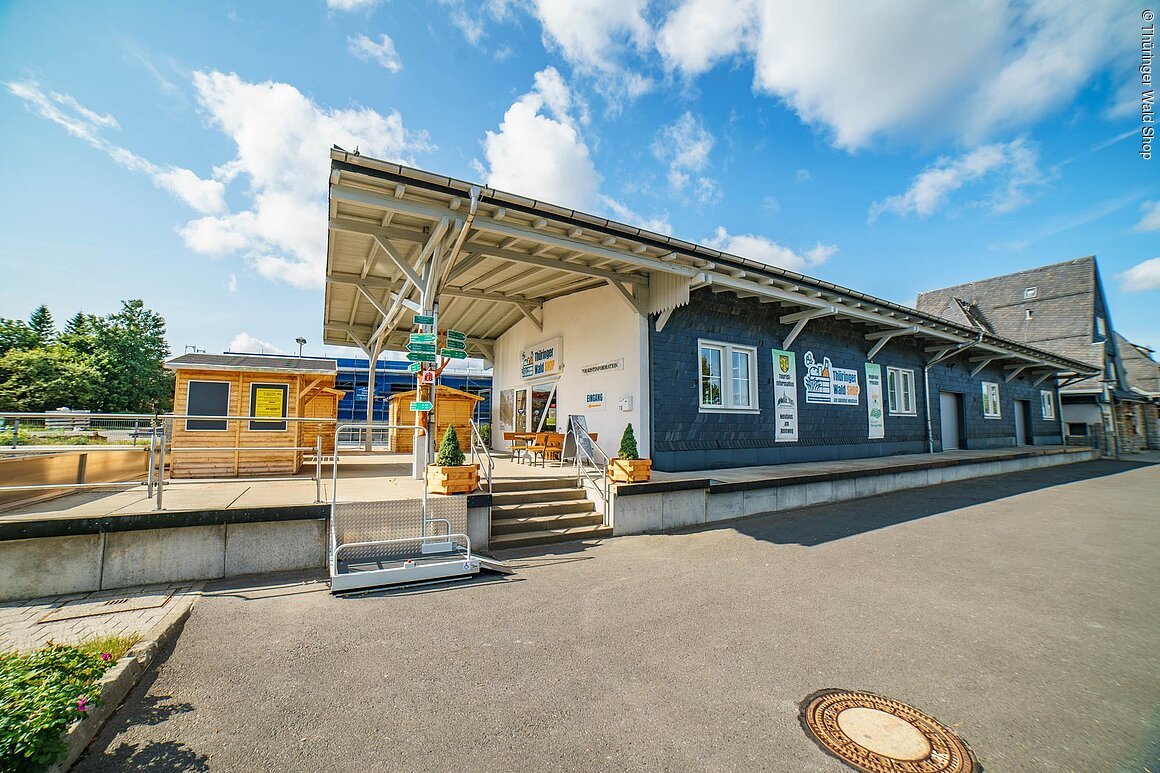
329,423,481,593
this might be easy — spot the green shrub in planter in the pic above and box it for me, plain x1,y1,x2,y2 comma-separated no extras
618,423,639,460
434,425,466,467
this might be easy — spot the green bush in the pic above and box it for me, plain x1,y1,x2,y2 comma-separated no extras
0,643,115,772
618,424,639,460
478,423,491,447
435,425,466,466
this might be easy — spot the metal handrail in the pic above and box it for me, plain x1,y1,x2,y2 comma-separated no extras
573,426,611,527
334,532,471,563
468,420,494,492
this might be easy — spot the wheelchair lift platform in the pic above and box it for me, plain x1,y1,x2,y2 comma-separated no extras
328,423,483,594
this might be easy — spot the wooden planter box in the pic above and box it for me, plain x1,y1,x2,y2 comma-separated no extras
608,458,652,483
426,463,480,494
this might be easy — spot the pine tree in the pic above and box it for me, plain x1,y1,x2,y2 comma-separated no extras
435,424,466,466
28,305,55,346
618,423,639,460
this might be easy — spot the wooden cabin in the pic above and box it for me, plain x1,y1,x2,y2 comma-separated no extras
165,353,342,478
388,385,483,453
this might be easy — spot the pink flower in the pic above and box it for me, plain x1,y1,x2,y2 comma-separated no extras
76,696,90,713
100,653,112,662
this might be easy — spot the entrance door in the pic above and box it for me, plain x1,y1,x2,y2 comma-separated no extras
1014,399,1029,446
939,392,961,450
529,382,558,432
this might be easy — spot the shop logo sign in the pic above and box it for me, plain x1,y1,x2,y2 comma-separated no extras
521,337,561,379
804,351,860,405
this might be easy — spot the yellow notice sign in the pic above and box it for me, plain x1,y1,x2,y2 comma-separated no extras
252,387,285,418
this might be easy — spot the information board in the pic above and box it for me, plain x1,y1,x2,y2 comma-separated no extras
249,383,288,431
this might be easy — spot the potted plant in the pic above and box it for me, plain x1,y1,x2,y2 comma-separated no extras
608,423,652,483
426,425,480,494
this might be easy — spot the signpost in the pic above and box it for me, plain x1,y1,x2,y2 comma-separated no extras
409,333,436,344
408,362,422,373
441,348,467,359
414,315,435,326
410,400,433,412
407,342,436,353
407,352,436,363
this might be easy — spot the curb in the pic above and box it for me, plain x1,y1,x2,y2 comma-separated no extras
49,588,201,772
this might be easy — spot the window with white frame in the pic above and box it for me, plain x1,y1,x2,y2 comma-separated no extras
982,381,1001,418
699,340,758,411
886,367,916,415
1040,390,1055,420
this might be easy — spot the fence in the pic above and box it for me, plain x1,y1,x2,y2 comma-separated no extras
0,411,340,512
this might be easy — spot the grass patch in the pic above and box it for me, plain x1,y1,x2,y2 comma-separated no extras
0,641,121,772
76,633,141,663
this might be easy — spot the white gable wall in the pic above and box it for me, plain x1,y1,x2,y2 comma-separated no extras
491,283,649,458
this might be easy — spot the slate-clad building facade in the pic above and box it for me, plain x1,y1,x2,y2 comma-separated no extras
651,290,1068,472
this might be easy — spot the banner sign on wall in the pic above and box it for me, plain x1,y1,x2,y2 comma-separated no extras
521,337,562,379
772,349,798,442
804,351,861,405
865,363,884,439
581,358,624,375
585,391,605,411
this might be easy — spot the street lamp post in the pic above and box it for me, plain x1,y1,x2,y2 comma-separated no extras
295,337,307,358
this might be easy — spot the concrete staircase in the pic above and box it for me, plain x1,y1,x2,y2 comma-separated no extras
489,476,611,549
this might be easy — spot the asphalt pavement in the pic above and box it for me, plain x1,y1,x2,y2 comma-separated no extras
76,458,1160,771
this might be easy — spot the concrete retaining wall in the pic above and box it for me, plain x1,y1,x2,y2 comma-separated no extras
0,519,326,602
611,447,1100,536
0,448,149,512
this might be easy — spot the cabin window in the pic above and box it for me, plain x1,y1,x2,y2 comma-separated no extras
886,367,916,415
186,380,231,431
249,383,289,431
699,340,758,411
982,381,1001,419
1040,390,1055,420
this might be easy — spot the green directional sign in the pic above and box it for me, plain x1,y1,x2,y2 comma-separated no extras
409,333,436,344
409,401,434,412
407,352,436,363
413,314,435,326
441,348,467,359
445,329,466,341
408,362,422,373
407,342,436,353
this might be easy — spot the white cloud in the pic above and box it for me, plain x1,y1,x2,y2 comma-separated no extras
657,0,755,75
795,168,811,183
481,67,601,210
6,80,226,214
703,226,836,273
326,0,379,11
530,0,651,73
1134,201,1160,232
481,67,669,231
868,137,1043,221
226,273,238,293
179,70,431,288
655,0,1137,150
229,332,283,354
1121,258,1160,291
347,33,403,72
652,112,719,203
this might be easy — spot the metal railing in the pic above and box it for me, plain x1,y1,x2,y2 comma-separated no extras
468,420,494,492
1,411,334,511
573,425,611,527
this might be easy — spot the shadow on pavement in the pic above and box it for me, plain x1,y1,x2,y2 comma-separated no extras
730,459,1155,548
91,740,209,771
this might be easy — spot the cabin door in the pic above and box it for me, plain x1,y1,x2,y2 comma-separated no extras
939,392,961,450
1014,400,1030,446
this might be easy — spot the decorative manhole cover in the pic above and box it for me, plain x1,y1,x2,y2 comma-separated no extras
800,689,978,773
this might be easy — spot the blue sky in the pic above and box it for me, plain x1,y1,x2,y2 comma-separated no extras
1,0,1157,357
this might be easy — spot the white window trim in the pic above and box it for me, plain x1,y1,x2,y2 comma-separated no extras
1040,390,1055,420
697,339,760,413
982,381,1001,419
886,366,917,416
185,379,232,432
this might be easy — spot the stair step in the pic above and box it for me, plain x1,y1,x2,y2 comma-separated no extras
491,488,586,505
491,510,605,535
490,477,577,493
489,523,613,550
491,499,597,519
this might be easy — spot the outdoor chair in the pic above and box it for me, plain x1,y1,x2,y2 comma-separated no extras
504,431,530,464
526,432,550,467
542,433,565,465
